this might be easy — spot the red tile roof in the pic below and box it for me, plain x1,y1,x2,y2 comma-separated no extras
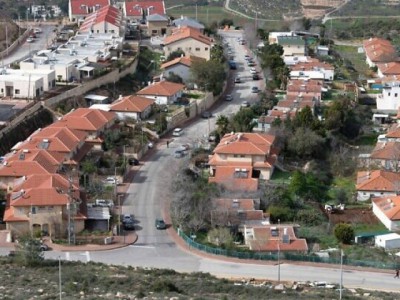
356,170,400,192
213,198,258,211
164,27,212,46
3,207,29,222
213,132,275,156
370,141,400,160
160,55,205,69
137,81,185,97
377,62,400,76
125,0,166,17
372,196,400,221
109,95,154,113
6,149,63,172
209,165,259,191
70,0,110,15
363,38,397,63
79,5,122,31
247,224,308,252
0,160,53,177
291,61,334,71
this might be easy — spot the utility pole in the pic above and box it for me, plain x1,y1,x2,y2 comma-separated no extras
195,4,198,21
340,250,344,299
58,257,62,300
277,219,281,283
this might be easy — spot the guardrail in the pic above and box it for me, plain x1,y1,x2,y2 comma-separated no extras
177,229,398,270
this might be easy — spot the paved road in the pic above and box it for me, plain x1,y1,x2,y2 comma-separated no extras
2,25,55,66
5,30,400,293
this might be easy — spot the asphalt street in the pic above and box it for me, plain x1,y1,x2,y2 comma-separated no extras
3,29,400,293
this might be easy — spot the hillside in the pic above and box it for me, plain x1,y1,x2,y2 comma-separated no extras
1,257,399,299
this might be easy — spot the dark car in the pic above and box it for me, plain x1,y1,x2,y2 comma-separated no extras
252,74,260,80
123,221,135,230
128,158,139,166
155,218,167,230
201,111,212,119
40,243,49,251
234,76,241,83
251,86,259,93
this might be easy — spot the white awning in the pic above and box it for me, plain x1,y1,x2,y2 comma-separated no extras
79,66,95,72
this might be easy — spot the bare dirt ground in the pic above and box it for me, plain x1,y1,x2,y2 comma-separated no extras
321,206,380,225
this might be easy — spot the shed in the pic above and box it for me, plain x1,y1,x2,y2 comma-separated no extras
375,233,400,249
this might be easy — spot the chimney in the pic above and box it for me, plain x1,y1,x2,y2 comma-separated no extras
119,95,123,100
181,15,183,20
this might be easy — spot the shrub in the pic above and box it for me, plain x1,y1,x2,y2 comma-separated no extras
334,223,354,244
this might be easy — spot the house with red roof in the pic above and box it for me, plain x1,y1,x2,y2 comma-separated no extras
290,60,334,81
4,174,85,239
163,27,212,61
244,224,308,252
109,95,154,120
78,5,124,36
356,170,400,201
359,141,400,172
363,37,397,68
372,196,400,231
211,198,268,228
137,80,185,105
68,0,110,22
377,62,400,78
161,56,205,83
146,13,169,36
376,81,400,111
208,132,279,191
123,0,166,23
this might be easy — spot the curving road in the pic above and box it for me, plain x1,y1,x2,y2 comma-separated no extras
21,29,400,293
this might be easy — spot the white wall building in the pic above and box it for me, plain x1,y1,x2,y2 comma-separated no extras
375,233,400,249
0,68,56,92
0,74,44,99
376,82,400,111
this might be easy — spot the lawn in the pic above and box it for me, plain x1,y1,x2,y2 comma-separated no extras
327,176,356,203
331,0,400,17
332,45,372,80
270,169,292,184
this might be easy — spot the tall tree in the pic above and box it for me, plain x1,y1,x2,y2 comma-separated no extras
191,60,226,95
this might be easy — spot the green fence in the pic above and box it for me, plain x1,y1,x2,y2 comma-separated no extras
178,229,398,270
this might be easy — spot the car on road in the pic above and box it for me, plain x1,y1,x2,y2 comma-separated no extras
172,128,183,136
26,37,34,43
40,243,49,251
201,111,212,119
225,94,233,101
241,101,250,108
251,86,259,93
244,54,250,60
128,158,139,166
234,76,241,83
249,67,257,74
228,60,237,70
155,218,167,230
247,61,256,67
122,214,134,223
123,220,135,230
252,74,260,80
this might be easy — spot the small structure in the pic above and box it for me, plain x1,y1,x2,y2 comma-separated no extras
375,233,400,249
316,45,329,56
136,80,185,105
372,196,400,231
276,35,306,57
109,95,155,120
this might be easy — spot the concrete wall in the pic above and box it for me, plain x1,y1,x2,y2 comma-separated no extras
0,27,32,59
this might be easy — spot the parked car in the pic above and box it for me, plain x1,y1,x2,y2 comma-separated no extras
104,177,119,185
40,243,49,251
225,94,233,101
172,128,183,136
155,218,167,230
241,101,250,107
234,76,241,83
95,199,114,208
201,111,212,119
247,61,256,67
26,37,34,43
174,146,187,158
128,158,139,166
251,86,259,93
252,74,260,80
249,67,257,74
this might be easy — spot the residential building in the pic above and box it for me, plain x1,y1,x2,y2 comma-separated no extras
376,81,400,111
172,16,205,33
362,141,400,171
268,31,296,44
4,173,85,239
290,61,334,81
210,198,266,228
316,45,329,56
160,56,204,83
356,170,400,201
123,0,166,23
372,196,400,231
146,14,169,36
0,73,44,99
78,5,125,36
276,36,306,56
377,62,400,78
375,233,400,249
69,0,110,22
208,132,279,191
363,37,397,68
136,80,185,105
109,95,154,120
243,224,308,252
163,27,212,61
0,68,56,92
253,110,294,133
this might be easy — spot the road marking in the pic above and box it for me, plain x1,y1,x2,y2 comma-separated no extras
65,252,70,261
130,244,156,249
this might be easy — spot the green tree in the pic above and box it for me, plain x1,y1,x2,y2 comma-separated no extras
219,19,234,27
14,235,44,266
166,49,185,62
231,108,256,132
191,60,226,95
288,171,307,198
334,223,354,244
207,227,234,248
216,115,231,137
287,127,325,159
268,205,294,223
165,72,183,83
210,44,225,64
81,160,97,188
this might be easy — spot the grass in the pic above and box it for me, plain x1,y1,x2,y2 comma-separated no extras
352,223,389,235
354,133,379,146
270,169,292,184
332,45,371,79
331,0,400,17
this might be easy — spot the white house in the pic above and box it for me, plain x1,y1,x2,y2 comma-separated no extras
160,56,204,84
68,0,110,23
78,5,124,36
372,196,400,231
0,68,56,92
290,61,334,81
136,81,185,105
356,170,400,201
0,73,44,99
109,95,154,120
376,81,400,111
276,36,305,57
375,233,400,249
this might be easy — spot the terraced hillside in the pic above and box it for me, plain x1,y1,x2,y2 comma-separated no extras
331,0,400,16
228,0,301,20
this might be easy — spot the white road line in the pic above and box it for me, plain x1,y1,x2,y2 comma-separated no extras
130,245,156,249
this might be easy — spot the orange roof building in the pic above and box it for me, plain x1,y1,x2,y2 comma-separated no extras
69,0,110,22
163,27,212,61
356,170,400,201
363,37,397,68
109,95,154,120
372,196,400,231
208,132,279,192
137,80,185,105
78,5,124,36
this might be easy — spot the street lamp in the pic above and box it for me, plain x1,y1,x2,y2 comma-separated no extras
277,219,281,283
117,194,122,235
58,256,62,300
340,249,344,299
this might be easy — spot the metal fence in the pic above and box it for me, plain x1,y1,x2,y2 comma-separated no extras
178,229,398,270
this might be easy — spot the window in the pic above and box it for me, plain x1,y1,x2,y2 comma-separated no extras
388,92,391,96
396,93,398,97
205,47,208,51
15,89,20,95
195,47,200,51
110,30,114,33
0,88,3,93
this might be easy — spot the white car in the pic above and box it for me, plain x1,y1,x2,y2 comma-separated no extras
105,177,119,185
250,68,257,74
26,37,34,43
